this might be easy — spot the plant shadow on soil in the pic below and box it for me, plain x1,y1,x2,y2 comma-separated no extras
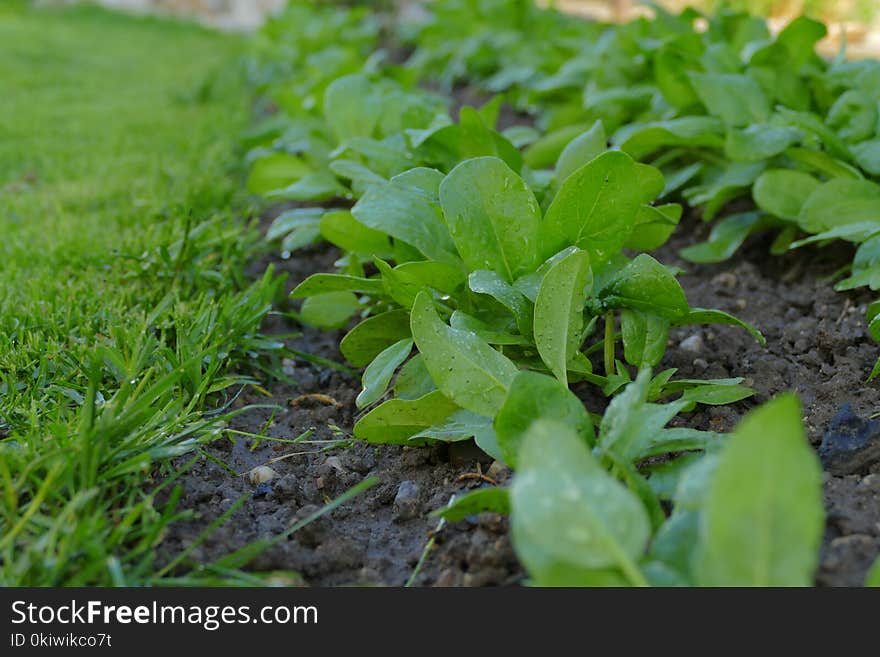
156,204,880,587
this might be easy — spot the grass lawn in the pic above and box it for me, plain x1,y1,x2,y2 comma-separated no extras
0,1,276,585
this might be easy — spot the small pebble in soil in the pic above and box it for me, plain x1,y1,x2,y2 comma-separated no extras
253,482,273,498
393,480,421,520
325,456,346,473
248,465,278,485
692,358,709,371
680,334,704,353
274,474,298,501
818,404,880,475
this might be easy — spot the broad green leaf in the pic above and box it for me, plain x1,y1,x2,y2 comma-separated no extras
267,171,347,202
620,310,669,368
340,309,411,367
291,273,384,299
852,139,880,176
352,171,459,264
511,420,650,586
776,16,826,69
679,212,764,263
679,384,755,407
523,122,592,169
599,254,688,320
393,354,435,400
634,163,665,202
410,291,517,417
725,124,800,162
753,169,820,221
555,120,606,183
495,371,594,468
827,90,877,143
319,210,392,257
799,178,880,233
695,394,824,586
356,339,413,409
353,390,460,444
539,151,640,264
298,292,359,330
432,488,510,521
375,259,466,309
649,511,700,583
616,117,724,160
689,73,770,127
247,152,310,194
324,74,379,142
654,35,702,110
624,203,682,251
439,157,541,281
534,248,592,384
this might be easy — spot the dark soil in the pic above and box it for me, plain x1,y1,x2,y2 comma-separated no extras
156,123,880,586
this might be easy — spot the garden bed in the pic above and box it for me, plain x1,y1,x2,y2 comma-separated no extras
158,209,880,587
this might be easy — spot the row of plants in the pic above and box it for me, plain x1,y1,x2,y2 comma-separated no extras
243,1,880,585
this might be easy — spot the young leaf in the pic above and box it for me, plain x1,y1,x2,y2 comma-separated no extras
688,73,770,127
324,74,380,142
291,273,384,299
298,292,359,330
798,178,880,233
352,170,460,264
495,371,594,468
679,212,764,263
353,390,460,444
432,488,510,521
695,394,824,586
539,151,640,264
320,210,392,257
394,354,435,400
247,152,310,194
555,120,606,184
410,291,518,417
439,157,541,282
620,310,669,368
616,117,724,160
534,248,592,384
725,125,800,162
375,259,466,309
356,339,413,409
511,420,650,586
675,308,766,347
340,310,411,367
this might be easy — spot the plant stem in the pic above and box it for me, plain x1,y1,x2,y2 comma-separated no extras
604,311,615,376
